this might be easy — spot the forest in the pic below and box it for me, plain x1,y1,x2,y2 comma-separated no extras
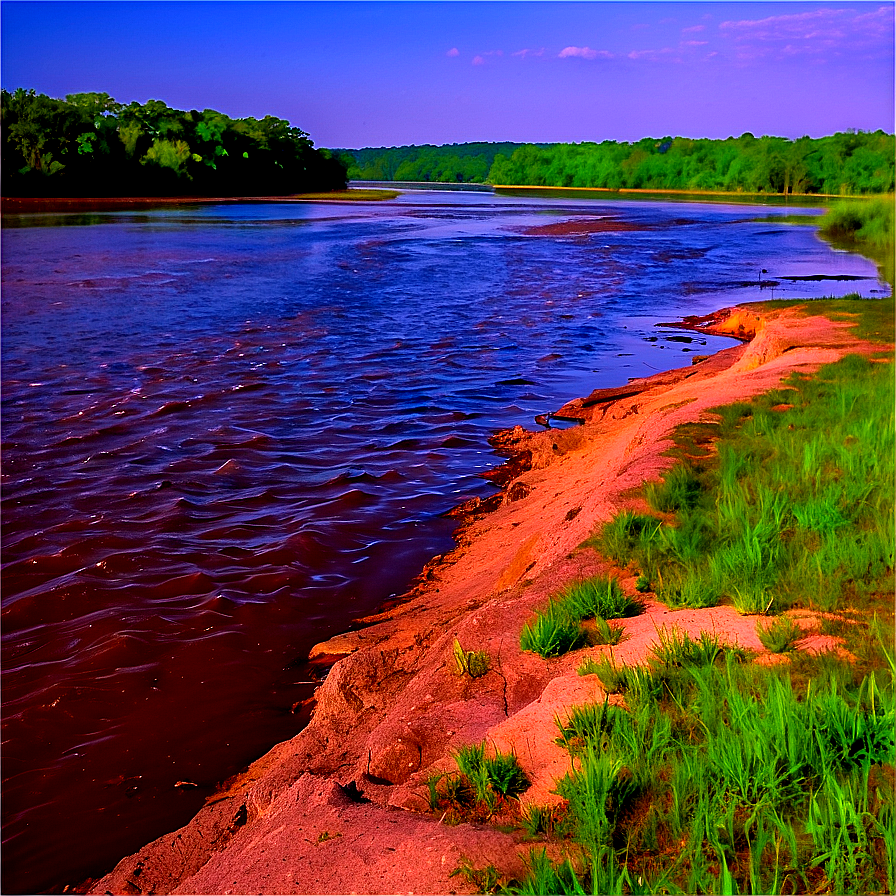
341,131,894,196
340,142,533,183
0,88,347,197
4,87,891,199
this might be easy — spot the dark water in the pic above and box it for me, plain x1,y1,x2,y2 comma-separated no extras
1,192,885,893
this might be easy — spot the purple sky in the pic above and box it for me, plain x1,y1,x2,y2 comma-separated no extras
2,1,893,148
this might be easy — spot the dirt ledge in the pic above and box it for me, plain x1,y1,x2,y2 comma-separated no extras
88,304,881,896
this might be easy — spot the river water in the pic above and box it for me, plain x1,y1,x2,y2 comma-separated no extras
1,190,886,893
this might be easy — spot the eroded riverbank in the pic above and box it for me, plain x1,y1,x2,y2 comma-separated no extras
85,302,882,895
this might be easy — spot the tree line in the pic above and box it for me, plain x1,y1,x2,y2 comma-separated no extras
338,142,534,184
1,88,347,197
340,131,894,195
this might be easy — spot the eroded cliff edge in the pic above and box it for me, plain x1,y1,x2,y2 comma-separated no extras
89,304,873,896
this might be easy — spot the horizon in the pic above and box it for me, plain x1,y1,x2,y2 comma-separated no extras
1,1,894,150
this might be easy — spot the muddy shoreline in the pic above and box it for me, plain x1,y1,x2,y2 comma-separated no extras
0,193,378,214
80,302,876,895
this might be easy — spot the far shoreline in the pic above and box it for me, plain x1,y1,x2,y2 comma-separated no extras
491,183,873,200
3,186,883,217
0,189,398,214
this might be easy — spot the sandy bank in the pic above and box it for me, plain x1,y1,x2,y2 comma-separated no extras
87,303,879,896
0,191,391,214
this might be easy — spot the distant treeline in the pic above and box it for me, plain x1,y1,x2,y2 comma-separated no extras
1,88,347,197
339,131,894,195
338,142,535,184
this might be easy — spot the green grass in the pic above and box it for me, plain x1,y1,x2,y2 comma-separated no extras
817,194,895,289
503,292,895,895
520,575,642,658
519,600,584,658
819,195,895,251
555,699,619,753
645,463,704,514
757,615,805,653
428,742,529,823
578,655,628,692
650,626,737,668
595,352,895,617
555,575,643,621
591,616,627,646
511,656,895,895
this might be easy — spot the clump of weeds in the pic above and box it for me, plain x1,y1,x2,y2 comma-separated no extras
519,600,584,658
520,574,641,659
428,742,529,824
757,615,805,653
452,637,491,678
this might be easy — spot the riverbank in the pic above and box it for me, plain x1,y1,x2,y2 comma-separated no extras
0,190,397,214
83,299,889,895
493,184,863,200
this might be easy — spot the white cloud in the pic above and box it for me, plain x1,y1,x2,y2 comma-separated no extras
446,47,459,58
471,50,503,66
719,4,893,57
558,46,612,60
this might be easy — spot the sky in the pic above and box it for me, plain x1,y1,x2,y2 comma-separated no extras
1,1,893,148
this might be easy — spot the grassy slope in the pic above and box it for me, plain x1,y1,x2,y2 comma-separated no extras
470,199,896,895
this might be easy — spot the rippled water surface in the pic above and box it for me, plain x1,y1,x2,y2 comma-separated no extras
1,191,885,892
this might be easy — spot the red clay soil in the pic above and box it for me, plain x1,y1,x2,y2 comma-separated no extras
87,304,882,896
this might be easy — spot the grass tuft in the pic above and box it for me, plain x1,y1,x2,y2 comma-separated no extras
555,699,619,753
556,575,644,621
757,615,804,653
521,575,641,658
519,601,584,658
590,616,627,646
650,626,732,668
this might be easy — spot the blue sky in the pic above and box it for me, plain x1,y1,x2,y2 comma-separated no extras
1,1,893,148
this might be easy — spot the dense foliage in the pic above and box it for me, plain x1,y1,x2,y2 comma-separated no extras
1,88,347,197
490,132,895,194
338,142,534,183
343,132,894,195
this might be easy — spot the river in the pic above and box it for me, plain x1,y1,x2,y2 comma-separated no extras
1,190,886,893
